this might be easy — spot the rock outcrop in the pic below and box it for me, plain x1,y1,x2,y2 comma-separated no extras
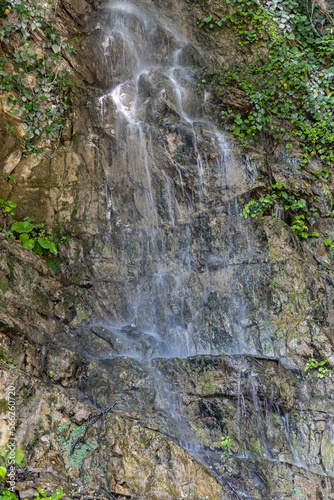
1,0,334,499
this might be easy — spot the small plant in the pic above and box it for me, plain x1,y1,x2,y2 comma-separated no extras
49,371,54,380
0,489,17,499
1,173,15,185
290,215,318,239
240,184,319,239
10,218,58,255
0,446,25,498
311,168,330,180
304,358,332,379
217,435,232,454
324,232,334,258
0,199,16,217
31,487,64,500
0,445,24,467
0,205,61,256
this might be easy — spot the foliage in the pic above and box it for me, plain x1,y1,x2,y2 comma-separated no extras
217,435,232,453
197,0,334,167
0,445,64,500
31,488,64,500
240,183,319,238
0,446,24,468
0,447,24,499
324,231,334,257
0,0,73,154
0,487,64,500
0,200,68,255
5,216,58,254
0,489,17,500
0,199,16,216
304,357,332,378
290,215,318,238
311,167,330,179
1,173,15,184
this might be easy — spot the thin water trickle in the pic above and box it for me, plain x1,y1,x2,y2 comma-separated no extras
282,412,304,468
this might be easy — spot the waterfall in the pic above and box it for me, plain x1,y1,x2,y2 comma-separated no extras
85,1,315,494
96,1,259,360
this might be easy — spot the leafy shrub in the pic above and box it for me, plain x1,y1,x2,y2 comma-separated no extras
0,489,17,500
0,200,65,255
30,488,64,500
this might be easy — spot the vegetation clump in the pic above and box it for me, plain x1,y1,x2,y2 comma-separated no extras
240,183,319,238
217,435,232,454
0,198,68,255
197,0,334,168
305,357,332,378
0,0,73,155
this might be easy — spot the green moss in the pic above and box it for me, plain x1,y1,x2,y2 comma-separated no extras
57,421,98,471
249,438,262,456
0,399,8,413
294,487,306,500
140,436,148,448
0,280,9,294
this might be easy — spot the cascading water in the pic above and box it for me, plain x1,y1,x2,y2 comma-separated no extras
97,1,256,360
86,1,311,495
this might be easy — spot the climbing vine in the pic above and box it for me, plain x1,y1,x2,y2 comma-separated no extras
197,0,334,167
0,0,73,155
240,183,319,238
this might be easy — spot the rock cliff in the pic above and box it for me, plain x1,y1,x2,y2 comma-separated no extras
1,0,334,499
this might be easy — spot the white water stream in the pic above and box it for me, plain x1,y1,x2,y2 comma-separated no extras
93,0,306,482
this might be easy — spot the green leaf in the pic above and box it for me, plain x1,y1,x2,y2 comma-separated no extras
49,242,58,255
14,448,24,466
52,44,61,53
33,243,44,255
20,233,35,250
38,236,51,249
37,237,57,254
0,465,6,479
11,221,34,233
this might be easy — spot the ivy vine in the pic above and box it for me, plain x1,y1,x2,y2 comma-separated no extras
0,0,73,155
240,183,320,238
197,0,334,168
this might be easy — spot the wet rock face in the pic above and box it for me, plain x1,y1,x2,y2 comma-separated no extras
1,0,334,499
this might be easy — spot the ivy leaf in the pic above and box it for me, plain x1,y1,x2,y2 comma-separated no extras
52,44,61,53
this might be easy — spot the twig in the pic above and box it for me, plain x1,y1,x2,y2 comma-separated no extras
70,401,117,456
